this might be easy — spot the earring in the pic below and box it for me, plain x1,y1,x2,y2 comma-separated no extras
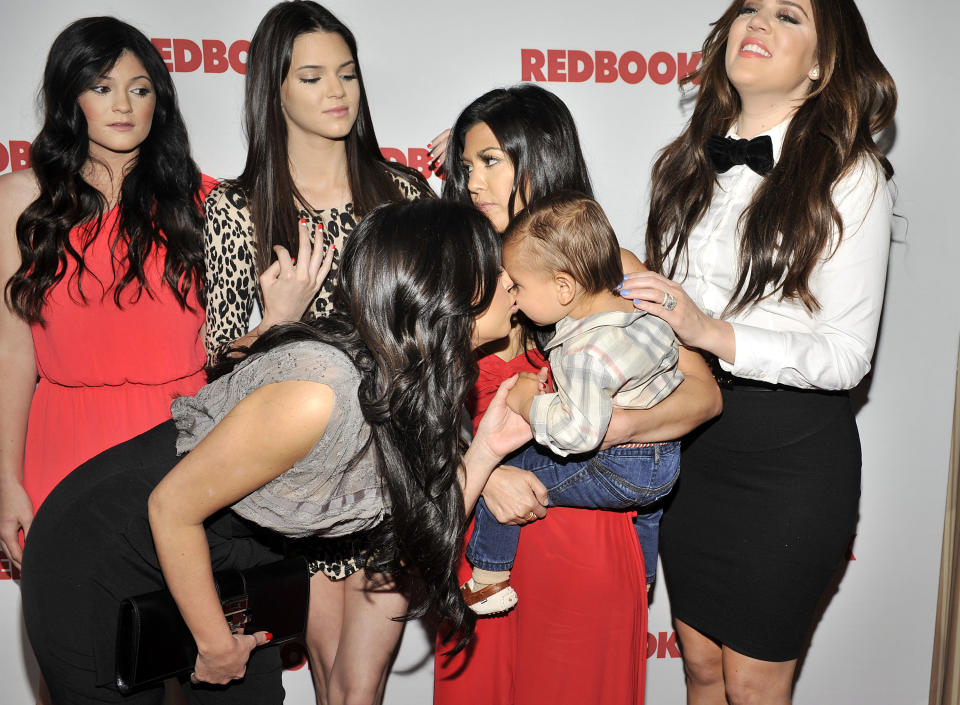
810,67,820,80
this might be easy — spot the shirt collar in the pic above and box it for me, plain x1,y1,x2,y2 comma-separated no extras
545,310,648,350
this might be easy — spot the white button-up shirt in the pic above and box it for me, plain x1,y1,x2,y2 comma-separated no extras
665,119,894,390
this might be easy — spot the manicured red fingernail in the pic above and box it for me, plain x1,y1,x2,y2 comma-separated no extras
427,142,432,149
299,217,306,225
331,244,336,251
265,632,273,641
317,223,323,230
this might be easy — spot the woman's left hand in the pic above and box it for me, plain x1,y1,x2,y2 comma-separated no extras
193,631,272,685
473,374,533,462
619,271,731,359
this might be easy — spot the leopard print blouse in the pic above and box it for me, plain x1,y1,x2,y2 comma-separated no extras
203,170,430,364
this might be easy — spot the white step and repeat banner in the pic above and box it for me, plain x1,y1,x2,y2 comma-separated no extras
1,1,957,703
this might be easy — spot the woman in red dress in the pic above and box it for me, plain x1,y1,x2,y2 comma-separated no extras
431,85,721,704
0,17,212,573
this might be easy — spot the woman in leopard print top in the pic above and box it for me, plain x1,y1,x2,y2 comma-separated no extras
202,3,431,703
203,1,430,366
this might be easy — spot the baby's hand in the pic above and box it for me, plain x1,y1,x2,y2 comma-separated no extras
506,374,542,420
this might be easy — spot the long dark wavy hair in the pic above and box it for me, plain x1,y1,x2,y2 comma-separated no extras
215,200,501,644
6,16,205,323
235,0,431,277
444,84,595,352
646,0,896,316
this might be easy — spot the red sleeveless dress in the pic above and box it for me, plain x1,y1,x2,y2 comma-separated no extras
21,185,213,511
434,350,648,705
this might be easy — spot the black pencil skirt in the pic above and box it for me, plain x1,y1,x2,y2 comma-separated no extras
21,420,286,704
659,386,860,662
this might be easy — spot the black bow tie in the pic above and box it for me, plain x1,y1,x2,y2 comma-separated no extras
706,135,774,176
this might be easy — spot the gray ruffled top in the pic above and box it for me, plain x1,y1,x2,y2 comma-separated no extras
170,340,386,538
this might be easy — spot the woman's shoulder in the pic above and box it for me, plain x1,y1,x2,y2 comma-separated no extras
832,154,894,215
203,179,251,217
240,339,360,391
0,169,40,230
203,180,255,244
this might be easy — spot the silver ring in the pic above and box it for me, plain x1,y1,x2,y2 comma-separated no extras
189,672,199,685
662,291,678,311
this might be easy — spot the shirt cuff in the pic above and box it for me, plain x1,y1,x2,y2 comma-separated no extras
720,321,786,384
528,394,571,457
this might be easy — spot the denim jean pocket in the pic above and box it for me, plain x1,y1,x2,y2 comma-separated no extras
591,445,681,504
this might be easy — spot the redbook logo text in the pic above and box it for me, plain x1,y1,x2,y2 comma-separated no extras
151,38,250,74
381,147,445,180
522,49,701,85
647,631,681,659
0,140,31,174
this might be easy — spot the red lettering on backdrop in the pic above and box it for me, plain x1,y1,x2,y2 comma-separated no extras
547,49,566,82
173,39,202,72
10,141,30,171
151,38,173,69
646,631,682,659
618,51,646,84
150,38,248,74
648,51,676,85
519,49,702,84
202,40,229,73
567,50,593,82
521,49,546,82
380,148,445,180
594,51,618,83
0,141,32,173
228,40,250,74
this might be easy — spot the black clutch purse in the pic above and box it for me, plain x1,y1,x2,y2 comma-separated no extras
115,556,309,694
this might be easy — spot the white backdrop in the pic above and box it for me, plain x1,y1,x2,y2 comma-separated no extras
1,1,958,703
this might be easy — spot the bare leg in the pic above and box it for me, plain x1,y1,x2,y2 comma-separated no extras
675,619,726,705
721,648,795,705
305,571,347,705
326,571,408,705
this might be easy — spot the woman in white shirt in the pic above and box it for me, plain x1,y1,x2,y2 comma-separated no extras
620,0,895,703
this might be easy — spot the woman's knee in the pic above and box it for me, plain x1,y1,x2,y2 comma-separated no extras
722,655,794,705
675,624,723,688
682,646,723,688
326,677,381,705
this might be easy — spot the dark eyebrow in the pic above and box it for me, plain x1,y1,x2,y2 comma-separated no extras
778,0,809,18
95,74,152,82
294,59,356,71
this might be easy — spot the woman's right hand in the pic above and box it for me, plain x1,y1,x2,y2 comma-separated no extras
427,129,451,174
193,631,272,685
257,219,335,331
0,479,33,569
473,374,534,463
481,465,549,525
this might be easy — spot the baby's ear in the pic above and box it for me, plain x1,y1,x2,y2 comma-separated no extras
555,272,576,305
